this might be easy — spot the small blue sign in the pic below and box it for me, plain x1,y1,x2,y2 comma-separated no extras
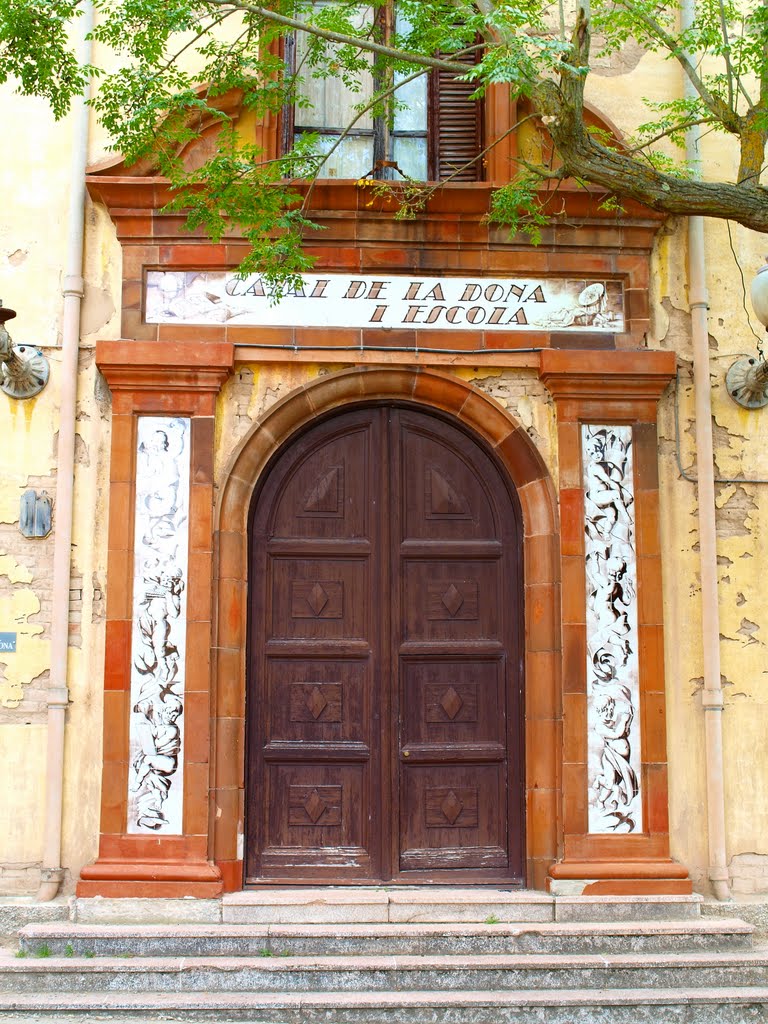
0,633,17,653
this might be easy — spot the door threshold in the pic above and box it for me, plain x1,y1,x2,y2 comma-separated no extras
223,887,553,925
243,880,527,889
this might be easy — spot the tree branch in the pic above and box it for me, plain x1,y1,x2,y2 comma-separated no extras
536,79,768,229
625,118,717,154
717,0,735,110
611,0,741,135
201,0,470,74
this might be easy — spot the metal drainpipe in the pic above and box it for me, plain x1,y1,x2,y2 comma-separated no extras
682,0,731,900
36,0,93,902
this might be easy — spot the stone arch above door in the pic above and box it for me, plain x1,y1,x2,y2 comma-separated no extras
212,366,560,892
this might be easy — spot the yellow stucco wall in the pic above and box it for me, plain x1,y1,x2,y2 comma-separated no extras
581,41,768,892
0,35,767,898
0,724,47,889
0,83,116,888
656,217,768,892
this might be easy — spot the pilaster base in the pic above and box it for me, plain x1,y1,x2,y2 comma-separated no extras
548,859,692,896
78,848,223,899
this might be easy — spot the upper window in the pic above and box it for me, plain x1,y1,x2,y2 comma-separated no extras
283,3,483,182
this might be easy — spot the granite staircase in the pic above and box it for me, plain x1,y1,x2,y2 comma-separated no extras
1,890,766,1022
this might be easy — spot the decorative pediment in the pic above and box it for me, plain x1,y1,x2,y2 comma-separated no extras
85,84,647,229
87,88,250,179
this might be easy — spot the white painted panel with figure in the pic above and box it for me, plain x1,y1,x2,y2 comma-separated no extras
583,424,642,834
127,417,190,834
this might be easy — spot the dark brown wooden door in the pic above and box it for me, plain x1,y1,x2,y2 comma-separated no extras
246,406,523,884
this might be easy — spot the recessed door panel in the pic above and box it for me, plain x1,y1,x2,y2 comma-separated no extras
261,763,372,876
399,423,499,541
400,658,505,748
271,428,370,539
402,561,502,642
266,659,368,744
399,764,508,870
269,558,370,641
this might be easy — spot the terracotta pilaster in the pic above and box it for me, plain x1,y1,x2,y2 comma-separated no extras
539,348,691,895
78,340,234,898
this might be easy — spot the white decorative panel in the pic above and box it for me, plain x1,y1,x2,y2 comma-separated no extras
582,425,642,834
145,271,625,334
127,418,191,834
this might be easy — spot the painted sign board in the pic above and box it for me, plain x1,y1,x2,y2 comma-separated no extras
145,271,624,333
0,633,17,653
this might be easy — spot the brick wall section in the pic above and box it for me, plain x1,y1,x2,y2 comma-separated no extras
730,854,768,895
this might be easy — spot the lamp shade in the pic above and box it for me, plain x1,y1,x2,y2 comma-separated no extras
751,259,768,328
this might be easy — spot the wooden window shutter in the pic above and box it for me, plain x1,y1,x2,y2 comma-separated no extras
430,50,484,181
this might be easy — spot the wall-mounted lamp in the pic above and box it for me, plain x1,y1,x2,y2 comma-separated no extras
726,259,768,409
0,301,50,400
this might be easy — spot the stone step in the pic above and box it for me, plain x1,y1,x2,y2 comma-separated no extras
18,918,754,958
64,891,705,927
0,986,767,1023
220,889,703,925
2,949,767,993
0,899,68,944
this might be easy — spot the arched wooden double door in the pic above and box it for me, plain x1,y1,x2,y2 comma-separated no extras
246,405,524,884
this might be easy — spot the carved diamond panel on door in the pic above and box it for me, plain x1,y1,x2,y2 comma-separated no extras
268,660,365,737
403,659,505,754
272,561,367,638
271,427,368,539
400,766,508,869
401,424,498,541
262,765,369,873
247,405,523,884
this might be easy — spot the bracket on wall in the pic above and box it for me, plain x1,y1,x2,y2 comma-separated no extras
726,356,768,409
0,302,50,400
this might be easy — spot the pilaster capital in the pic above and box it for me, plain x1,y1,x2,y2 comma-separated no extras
96,340,234,394
539,349,676,421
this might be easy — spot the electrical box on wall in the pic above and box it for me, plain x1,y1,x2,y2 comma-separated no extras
19,489,52,538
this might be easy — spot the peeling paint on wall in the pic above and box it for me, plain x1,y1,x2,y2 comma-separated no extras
0,545,48,707
0,554,33,585
736,618,762,644
715,484,758,538
466,370,556,479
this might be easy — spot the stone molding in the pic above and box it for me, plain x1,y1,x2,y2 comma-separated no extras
539,349,677,419
96,340,234,395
